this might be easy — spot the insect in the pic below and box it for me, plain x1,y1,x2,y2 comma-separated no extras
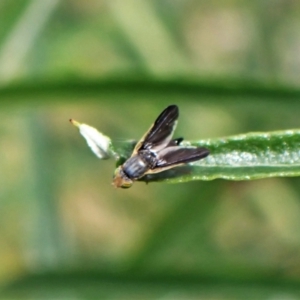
112,105,209,188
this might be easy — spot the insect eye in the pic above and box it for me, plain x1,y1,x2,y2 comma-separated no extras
120,181,133,189
112,167,133,188
118,172,133,188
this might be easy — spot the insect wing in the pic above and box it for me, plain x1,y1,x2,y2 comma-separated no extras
147,146,209,174
167,137,183,146
132,105,179,155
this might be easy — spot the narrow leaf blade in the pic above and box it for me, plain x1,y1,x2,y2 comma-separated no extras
136,129,300,183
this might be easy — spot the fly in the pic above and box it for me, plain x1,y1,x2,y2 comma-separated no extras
112,105,209,188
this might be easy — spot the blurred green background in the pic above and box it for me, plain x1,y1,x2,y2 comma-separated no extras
2,1,300,299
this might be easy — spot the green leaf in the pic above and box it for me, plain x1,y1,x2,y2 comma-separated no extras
114,129,300,183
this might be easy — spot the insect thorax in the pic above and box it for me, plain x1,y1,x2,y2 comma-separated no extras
123,150,157,179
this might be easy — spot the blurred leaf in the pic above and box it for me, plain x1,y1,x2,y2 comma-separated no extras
2,271,300,300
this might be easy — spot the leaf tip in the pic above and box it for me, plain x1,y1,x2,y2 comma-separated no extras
70,119,81,128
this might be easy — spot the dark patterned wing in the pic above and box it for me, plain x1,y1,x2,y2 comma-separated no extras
155,146,209,168
132,105,179,155
167,137,183,146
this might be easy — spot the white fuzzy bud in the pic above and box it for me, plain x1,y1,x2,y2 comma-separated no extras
70,119,116,159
